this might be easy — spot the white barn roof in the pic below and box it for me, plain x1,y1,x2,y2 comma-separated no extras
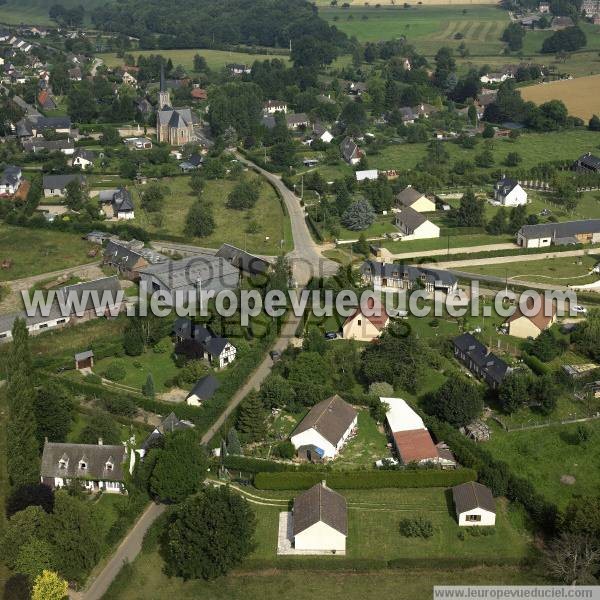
380,397,426,434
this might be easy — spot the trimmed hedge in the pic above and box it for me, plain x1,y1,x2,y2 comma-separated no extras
223,455,294,473
521,352,550,376
254,468,478,490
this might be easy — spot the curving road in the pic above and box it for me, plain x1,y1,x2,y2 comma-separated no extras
234,152,338,286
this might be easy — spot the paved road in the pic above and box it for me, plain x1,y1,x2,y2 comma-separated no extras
70,503,166,600
235,152,338,286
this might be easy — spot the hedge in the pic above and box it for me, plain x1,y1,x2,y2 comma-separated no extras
521,352,550,376
222,455,326,473
254,468,478,490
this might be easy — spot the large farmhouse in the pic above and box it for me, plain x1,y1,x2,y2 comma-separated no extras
290,395,357,460
173,317,236,369
453,333,511,389
41,440,127,494
292,482,347,553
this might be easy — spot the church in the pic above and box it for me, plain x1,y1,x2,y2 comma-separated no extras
156,68,194,146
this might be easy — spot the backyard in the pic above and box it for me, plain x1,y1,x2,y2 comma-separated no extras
132,175,292,254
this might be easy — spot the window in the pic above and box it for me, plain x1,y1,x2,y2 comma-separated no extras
39,323,48,329
59,460,67,469
357,319,362,326
57,319,66,324
466,514,481,522
105,461,113,471
79,461,87,470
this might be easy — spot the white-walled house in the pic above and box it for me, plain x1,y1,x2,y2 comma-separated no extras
293,482,347,553
452,481,496,526
494,178,527,206
395,207,440,240
395,186,436,213
41,440,127,494
342,296,390,342
290,395,357,460
0,165,22,195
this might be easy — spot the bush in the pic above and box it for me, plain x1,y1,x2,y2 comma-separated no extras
103,362,126,382
153,338,172,354
399,516,434,538
96,394,137,417
254,468,478,490
84,373,102,385
274,440,296,460
521,352,550,376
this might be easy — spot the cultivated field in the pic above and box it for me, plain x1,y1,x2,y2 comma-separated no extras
320,5,509,53
99,49,290,73
521,74,600,121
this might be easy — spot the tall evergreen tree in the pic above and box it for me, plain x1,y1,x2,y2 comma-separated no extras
226,428,242,455
236,392,266,443
142,373,155,398
34,381,73,448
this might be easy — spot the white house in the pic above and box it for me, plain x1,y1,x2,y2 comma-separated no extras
494,178,527,206
312,123,333,144
395,207,440,240
290,395,357,460
395,186,436,213
292,482,347,553
41,440,127,494
452,481,496,526
263,100,288,114
42,174,84,198
480,72,512,84
72,148,96,170
0,165,22,195
342,296,390,342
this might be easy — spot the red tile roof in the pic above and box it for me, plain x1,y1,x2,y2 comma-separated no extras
344,296,390,331
191,88,207,100
507,297,555,331
392,428,439,464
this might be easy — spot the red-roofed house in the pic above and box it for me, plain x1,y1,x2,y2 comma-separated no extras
342,296,390,342
191,88,207,101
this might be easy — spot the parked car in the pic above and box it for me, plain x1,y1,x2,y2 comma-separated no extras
270,350,281,362
572,305,587,314
324,331,338,340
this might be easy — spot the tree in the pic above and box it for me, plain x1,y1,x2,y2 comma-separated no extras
589,114,600,131
77,410,120,445
140,184,164,212
236,392,267,442
529,329,565,362
259,374,295,409
486,207,507,235
573,309,600,360
502,22,525,51
508,204,528,234
505,151,522,167
479,461,510,497
193,54,208,72
32,571,68,600
34,381,73,447
455,189,485,227
149,429,207,503
341,199,375,231
47,492,104,583
426,376,483,427
64,179,88,211
533,374,560,415
163,485,256,580
185,201,215,237
542,27,587,54
189,171,205,195
7,483,54,517
498,371,532,413
142,373,155,398
543,533,600,584
226,180,259,210
302,326,328,354
482,124,495,139
226,428,242,455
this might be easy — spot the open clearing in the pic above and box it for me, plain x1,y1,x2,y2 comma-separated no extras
99,49,290,73
521,74,600,121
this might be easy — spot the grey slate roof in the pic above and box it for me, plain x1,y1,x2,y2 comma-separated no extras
575,153,600,171
293,482,347,536
57,276,121,313
157,107,193,127
453,333,510,386
35,115,71,130
215,243,270,276
187,375,220,401
42,173,84,191
292,395,357,447
1,165,21,187
74,349,93,361
23,138,74,153
495,177,519,197
112,188,134,213
395,186,425,208
140,412,194,452
41,441,127,482
452,481,496,514
395,206,427,233
340,137,359,162
361,260,457,288
74,148,96,162
173,318,231,358
104,240,146,270
518,219,600,241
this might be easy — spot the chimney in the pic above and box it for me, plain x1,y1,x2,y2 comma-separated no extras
98,437,103,446
321,479,327,487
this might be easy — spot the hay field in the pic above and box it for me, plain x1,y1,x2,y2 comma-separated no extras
520,74,600,120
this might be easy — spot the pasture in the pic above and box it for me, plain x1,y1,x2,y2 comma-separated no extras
320,5,509,54
521,74,600,121
99,49,290,73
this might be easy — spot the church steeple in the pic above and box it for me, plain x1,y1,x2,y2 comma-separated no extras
158,63,171,109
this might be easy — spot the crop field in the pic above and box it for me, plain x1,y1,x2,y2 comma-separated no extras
0,0,106,25
99,49,290,73
521,74,600,121
320,5,508,54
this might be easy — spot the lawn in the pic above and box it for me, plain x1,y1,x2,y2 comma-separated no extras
463,253,600,286
99,48,290,72
132,175,292,254
0,0,106,24
337,214,398,241
104,556,545,600
381,233,515,254
330,408,389,469
92,339,181,393
485,418,600,508
320,5,508,55
0,224,97,282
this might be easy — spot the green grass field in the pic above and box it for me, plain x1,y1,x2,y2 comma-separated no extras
321,5,509,54
132,175,292,254
486,419,600,508
0,0,106,24
99,49,290,73
0,225,97,282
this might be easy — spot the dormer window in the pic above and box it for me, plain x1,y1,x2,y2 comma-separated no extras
105,460,114,471
79,460,87,470
59,459,67,469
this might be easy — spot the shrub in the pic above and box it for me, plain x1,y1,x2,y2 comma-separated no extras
153,338,172,354
84,373,102,385
273,440,295,460
254,468,477,490
399,516,434,538
103,362,126,382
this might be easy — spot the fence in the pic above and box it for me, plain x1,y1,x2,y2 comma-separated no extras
493,412,600,433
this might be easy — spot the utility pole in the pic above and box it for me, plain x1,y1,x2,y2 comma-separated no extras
301,174,304,201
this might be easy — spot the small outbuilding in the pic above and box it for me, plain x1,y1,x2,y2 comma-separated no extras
75,350,94,370
186,375,220,406
452,481,496,527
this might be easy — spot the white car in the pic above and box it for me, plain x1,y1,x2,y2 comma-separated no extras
572,305,587,314
375,458,399,468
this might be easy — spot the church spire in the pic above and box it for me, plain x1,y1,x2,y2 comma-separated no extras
158,63,170,109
